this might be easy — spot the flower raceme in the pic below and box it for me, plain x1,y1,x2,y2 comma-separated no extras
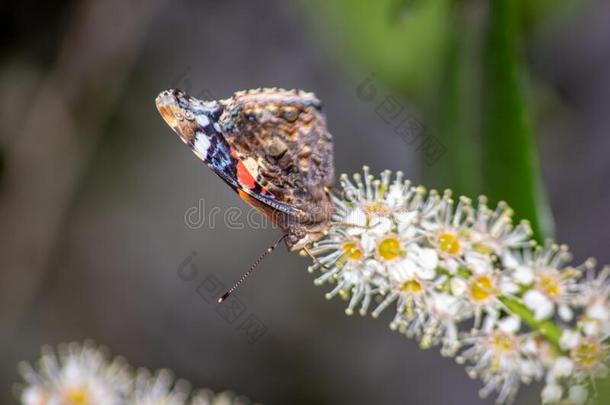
18,342,255,405
16,169,608,405
308,167,609,404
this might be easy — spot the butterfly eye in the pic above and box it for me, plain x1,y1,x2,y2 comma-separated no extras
281,108,299,122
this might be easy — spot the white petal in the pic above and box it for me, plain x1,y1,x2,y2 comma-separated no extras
523,290,554,320
568,385,588,405
360,233,377,254
551,356,574,377
417,248,439,270
345,208,367,235
385,186,404,207
389,259,417,281
443,259,459,274
501,251,519,269
417,266,436,280
558,304,573,322
522,338,537,354
365,259,384,275
21,387,48,405
520,359,541,378
369,216,392,236
500,280,519,295
450,277,467,296
482,308,499,333
431,293,460,318
559,330,581,351
513,266,534,285
398,224,417,239
465,253,492,274
582,319,601,337
498,315,521,333
586,300,609,321
541,384,562,404
343,267,361,284
394,211,416,226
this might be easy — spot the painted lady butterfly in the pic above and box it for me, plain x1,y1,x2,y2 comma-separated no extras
156,88,334,298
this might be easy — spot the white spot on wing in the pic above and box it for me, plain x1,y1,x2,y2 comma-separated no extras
213,123,222,132
192,134,211,160
196,114,210,127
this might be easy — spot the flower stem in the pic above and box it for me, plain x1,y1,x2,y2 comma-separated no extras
499,296,563,352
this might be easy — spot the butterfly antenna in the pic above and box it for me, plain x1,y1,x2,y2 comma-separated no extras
218,234,288,303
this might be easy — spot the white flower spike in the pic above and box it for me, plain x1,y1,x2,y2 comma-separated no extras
308,168,610,404
18,342,258,405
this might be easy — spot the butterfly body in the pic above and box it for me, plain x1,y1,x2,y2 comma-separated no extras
156,88,334,250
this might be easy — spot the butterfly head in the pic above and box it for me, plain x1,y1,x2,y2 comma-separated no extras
156,89,225,147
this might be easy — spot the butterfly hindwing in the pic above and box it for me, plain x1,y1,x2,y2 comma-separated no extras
218,89,334,220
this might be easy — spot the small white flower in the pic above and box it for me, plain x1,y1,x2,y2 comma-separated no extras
549,357,574,378
470,198,533,260
523,289,554,321
464,252,493,275
498,316,521,334
569,335,609,380
586,299,609,322
421,293,468,355
560,330,581,351
512,266,534,285
458,328,535,404
574,265,610,337
131,368,190,405
18,342,131,405
18,342,258,405
541,383,562,404
568,385,588,405
418,247,439,271
450,277,467,296
513,244,582,320
343,207,367,233
191,390,254,405
558,304,574,323
20,386,48,405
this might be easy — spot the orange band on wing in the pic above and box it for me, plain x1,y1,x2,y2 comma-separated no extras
230,149,270,195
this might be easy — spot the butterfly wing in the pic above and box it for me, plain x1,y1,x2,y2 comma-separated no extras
156,89,299,218
218,89,334,226
156,88,334,249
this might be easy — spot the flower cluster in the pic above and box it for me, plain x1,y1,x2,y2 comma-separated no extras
18,341,256,405
308,167,609,404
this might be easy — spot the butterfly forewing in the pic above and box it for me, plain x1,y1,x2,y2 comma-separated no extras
156,88,334,250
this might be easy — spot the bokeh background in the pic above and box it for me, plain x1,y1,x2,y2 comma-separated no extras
1,0,610,404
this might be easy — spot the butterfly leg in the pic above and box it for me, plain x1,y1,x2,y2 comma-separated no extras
301,245,333,271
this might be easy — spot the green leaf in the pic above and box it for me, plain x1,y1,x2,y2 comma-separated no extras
480,0,554,241
499,297,562,352
310,0,452,106
424,5,482,198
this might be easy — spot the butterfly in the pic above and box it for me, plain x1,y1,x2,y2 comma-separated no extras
156,88,334,298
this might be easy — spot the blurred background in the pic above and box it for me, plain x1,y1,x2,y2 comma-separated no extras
1,0,610,404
